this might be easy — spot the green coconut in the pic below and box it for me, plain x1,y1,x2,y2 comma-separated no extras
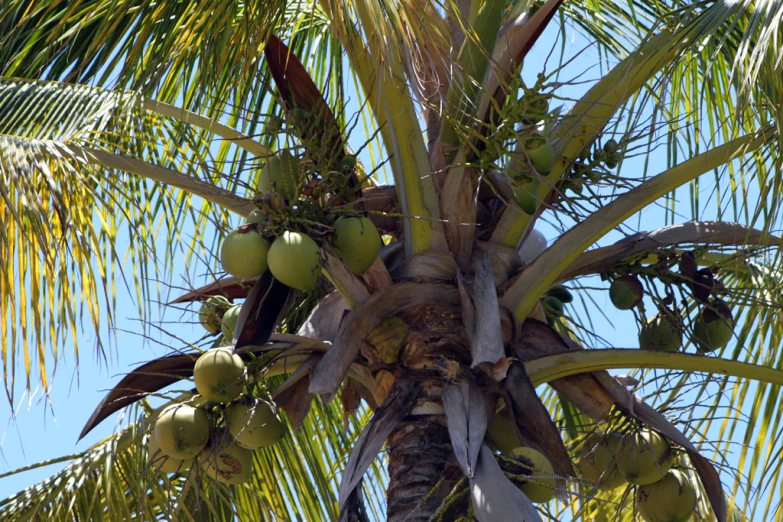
293,107,308,124
508,148,533,183
267,231,322,291
693,301,734,352
522,135,555,174
154,404,210,460
603,139,619,154
616,429,673,485
220,228,270,280
609,275,643,310
512,182,538,215
333,216,381,275
578,433,626,491
567,179,584,195
266,115,283,134
228,398,286,450
487,409,521,456
148,430,192,474
693,317,733,352
193,348,245,403
512,447,556,503
199,442,253,485
639,312,682,352
220,304,243,340
246,208,265,225
635,469,697,522
543,295,565,316
198,296,231,335
547,285,574,304
257,151,300,201
520,95,549,124
341,155,357,171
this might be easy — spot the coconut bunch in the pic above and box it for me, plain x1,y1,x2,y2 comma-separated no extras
145,347,286,484
487,404,699,521
576,428,699,522
560,138,623,196
541,285,573,326
504,87,625,217
218,148,382,294
602,251,735,354
576,428,676,490
504,87,554,215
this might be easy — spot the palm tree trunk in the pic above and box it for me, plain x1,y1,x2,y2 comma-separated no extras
375,290,470,520
386,415,457,521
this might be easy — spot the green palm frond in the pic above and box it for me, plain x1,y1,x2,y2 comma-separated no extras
0,77,267,398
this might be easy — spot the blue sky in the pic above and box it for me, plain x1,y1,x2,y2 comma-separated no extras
0,11,777,519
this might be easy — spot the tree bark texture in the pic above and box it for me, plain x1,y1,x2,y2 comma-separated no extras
386,415,458,521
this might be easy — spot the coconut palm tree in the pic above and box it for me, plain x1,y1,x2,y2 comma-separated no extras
2,0,783,520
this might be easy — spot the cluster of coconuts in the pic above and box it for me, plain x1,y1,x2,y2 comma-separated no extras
506,92,554,215
607,274,686,353
218,149,382,292
607,251,735,353
486,409,557,503
560,139,621,194
146,347,285,484
561,138,621,195
578,429,697,522
541,285,573,326
198,295,243,340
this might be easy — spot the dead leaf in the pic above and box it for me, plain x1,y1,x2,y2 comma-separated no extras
323,246,371,306
470,444,543,522
341,379,364,432
338,378,420,514
360,256,393,294
233,272,292,348
471,242,522,287
297,290,350,342
374,370,396,405
458,251,506,368
443,381,488,478
274,376,313,433
339,485,370,522
440,158,478,268
559,221,779,283
362,185,400,235
511,320,615,420
169,277,253,304
479,357,515,382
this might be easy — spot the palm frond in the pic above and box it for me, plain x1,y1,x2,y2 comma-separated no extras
0,78,265,398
